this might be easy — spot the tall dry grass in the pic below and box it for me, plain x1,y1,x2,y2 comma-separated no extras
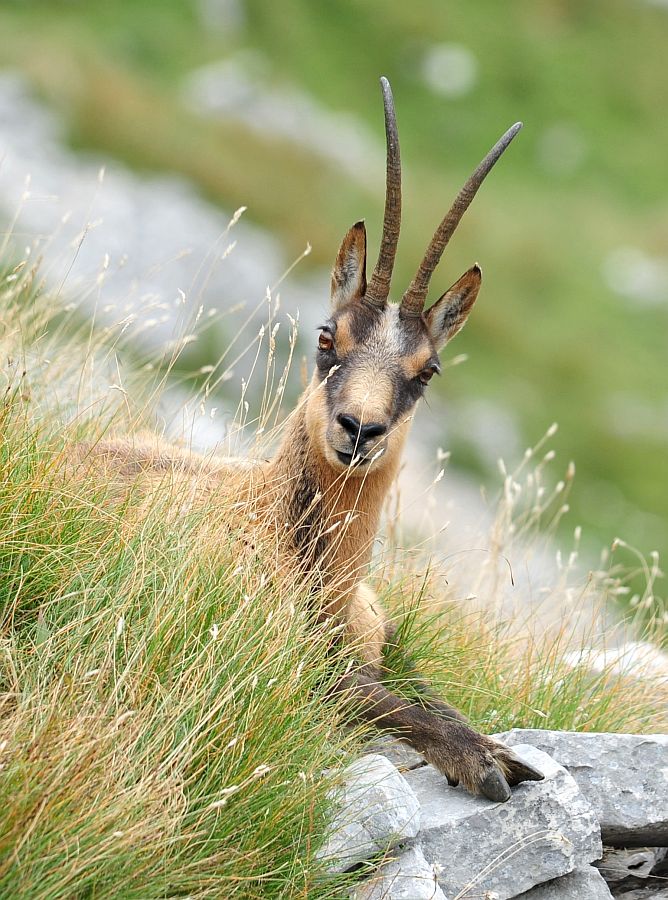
1,243,666,898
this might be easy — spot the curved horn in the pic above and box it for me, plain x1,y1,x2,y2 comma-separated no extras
400,122,522,318
364,76,402,308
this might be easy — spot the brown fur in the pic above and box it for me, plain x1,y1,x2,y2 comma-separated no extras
67,92,541,800
71,279,542,801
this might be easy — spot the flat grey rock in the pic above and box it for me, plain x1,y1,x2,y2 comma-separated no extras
515,866,613,898
352,845,448,900
405,745,601,899
319,754,421,874
597,846,667,884
496,730,668,846
612,889,668,899
365,735,426,772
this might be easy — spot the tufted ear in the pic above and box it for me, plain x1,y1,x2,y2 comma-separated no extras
424,264,482,351
330,221,367,310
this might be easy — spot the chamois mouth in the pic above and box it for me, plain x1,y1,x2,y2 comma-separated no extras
335,449,370,467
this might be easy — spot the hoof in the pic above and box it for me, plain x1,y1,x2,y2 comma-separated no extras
480,769,511,802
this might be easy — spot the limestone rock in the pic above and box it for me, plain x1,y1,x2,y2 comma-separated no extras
515,866,613,898
366,735,426,773
612,889,668,899
496,730,668,846
319,754,421,874
353,845,448,900
405,744,602,899
597,846,667,884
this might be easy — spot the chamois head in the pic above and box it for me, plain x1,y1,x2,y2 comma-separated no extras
304,78,521,477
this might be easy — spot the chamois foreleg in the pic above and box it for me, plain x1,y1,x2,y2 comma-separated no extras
346,586,472,721
343,585,543,800
334,665,543,801
383,621,472,724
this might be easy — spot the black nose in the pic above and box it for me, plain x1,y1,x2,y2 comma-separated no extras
337,414,387,444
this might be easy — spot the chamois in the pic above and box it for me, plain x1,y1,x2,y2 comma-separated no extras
84,78,543,802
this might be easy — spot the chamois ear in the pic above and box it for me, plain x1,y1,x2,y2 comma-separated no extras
425,264,482,351
330,221,367,310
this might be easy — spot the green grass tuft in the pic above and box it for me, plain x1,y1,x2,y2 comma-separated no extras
1,256,666,897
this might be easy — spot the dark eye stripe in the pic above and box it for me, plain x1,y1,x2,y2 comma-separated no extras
387,373,423,425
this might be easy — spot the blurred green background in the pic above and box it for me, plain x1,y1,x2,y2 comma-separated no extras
1,0,666,602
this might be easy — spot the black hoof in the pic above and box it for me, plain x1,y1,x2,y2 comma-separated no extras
480,769,511,802
504,757,545,787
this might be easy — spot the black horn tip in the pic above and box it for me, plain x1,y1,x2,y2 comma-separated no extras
489,122,523,159
486,122,522,165
379,76,395,107
503,122,523,145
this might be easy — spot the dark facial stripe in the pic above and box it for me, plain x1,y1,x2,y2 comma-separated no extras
323,354,354,407
315,302,436,420
343,302,384,345
389,371,424,426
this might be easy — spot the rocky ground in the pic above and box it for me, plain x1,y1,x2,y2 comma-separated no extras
322,730,668,899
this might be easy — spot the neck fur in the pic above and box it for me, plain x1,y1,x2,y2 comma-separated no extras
266,403,399,587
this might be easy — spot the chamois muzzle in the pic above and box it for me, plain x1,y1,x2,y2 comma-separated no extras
337,414,387,443
332,413,389,467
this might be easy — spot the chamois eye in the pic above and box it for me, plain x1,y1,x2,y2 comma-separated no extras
419,367,436,385
318,330,334,352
